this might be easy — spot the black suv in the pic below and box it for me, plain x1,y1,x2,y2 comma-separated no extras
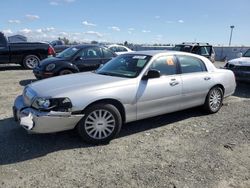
173,42,215,63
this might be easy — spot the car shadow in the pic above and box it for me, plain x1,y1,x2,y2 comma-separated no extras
0,64,24,71
19,79,37,86
119,107,205,138
0,107,206,165
234,82,250,98
0,117,92,165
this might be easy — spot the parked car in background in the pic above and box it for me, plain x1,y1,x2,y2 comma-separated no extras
173,42,215,63
0,32,56,69
50,40,71,54
107,44,133,55
33,44,116,79
224,48,250,82
14,51,236,144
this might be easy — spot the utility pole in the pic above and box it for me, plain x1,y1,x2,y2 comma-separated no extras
229,25,235,46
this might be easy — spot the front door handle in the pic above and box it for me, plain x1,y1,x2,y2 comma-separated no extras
204,77,211,81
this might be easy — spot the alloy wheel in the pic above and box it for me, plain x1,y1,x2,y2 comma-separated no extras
84,109,116,140
209,88,222,112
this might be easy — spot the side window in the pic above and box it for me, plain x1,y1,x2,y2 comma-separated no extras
205,46,212,55
151,56,177,76
85,47,102,59
177,55,207,74
103,48,115,58
200,46,210,55
118,47,127,52
110,47,117,52
193,46,211,56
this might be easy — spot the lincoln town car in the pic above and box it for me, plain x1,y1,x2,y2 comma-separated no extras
13,51,236,144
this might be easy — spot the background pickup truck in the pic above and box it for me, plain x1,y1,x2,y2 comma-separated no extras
0,32,55,69
50,40,71,54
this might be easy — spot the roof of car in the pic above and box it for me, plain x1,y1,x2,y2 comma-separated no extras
125,50,169,56
70,44,107,49
107,44,126,47
176,42,211,46
125,50,212,58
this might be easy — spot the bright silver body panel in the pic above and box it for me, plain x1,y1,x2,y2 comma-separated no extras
13,51,236,133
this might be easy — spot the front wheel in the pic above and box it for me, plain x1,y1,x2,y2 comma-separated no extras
77,103,122,144
204,86,223,113
22,55,40,69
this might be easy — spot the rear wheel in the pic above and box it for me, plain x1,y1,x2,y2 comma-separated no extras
204,86,223,113
22,55,40,69
77,103,122,144
59,69,73,75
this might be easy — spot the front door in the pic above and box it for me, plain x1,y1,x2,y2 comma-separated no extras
136,55,182,120
75,47,102,71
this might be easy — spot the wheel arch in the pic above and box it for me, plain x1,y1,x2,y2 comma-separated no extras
55,62,79,75
82,98,126,124
209,84,225,95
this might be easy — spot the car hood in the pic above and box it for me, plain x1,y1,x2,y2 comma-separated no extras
228,57,250,66
39,57,68,67
28,72,131,97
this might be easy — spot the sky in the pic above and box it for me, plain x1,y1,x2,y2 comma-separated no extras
1,0,250,46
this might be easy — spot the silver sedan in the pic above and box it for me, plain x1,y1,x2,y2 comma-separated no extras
13,51,236,144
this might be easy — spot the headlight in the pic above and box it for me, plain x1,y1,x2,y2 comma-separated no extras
32,97,72,111
46,63,56,71
32,97,51,109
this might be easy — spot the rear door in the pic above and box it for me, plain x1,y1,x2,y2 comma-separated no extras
0,35,9,63
176,55,215,109
136,55,182,120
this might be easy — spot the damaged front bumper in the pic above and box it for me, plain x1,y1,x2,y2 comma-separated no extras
13,95,84,133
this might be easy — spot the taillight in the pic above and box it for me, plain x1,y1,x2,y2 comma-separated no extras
48,46,56,56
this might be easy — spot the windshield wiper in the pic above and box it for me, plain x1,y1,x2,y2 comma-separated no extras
97,72,116,76
97,72,132,78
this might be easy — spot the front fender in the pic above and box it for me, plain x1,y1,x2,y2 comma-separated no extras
54,62,79,74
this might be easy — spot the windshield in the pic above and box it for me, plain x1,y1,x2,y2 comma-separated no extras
96,54,151,78
56,47,80,58
173,45,192,52
243,49,250,57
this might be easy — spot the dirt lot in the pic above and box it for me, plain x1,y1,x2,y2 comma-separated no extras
0,63,249,188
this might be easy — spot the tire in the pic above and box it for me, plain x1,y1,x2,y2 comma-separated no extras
77,103,122,144
59,69,73,75
22,55,40,69
204,86,223,114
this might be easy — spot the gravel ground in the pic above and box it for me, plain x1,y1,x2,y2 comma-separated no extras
0,63,249,188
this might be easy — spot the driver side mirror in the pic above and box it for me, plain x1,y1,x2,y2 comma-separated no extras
75,56,84,61
142,69,161,80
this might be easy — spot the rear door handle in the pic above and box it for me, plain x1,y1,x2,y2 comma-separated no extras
204,77,211,81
